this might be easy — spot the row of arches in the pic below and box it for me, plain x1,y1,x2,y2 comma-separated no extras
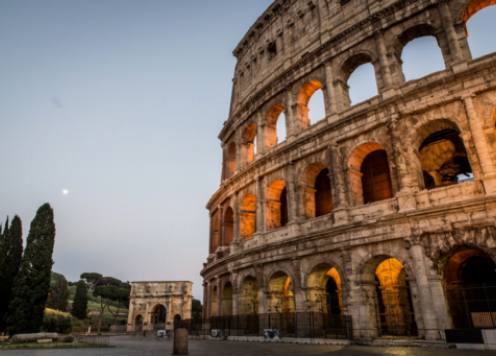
213,119,473,249
224,2,496,180
208,246,496,337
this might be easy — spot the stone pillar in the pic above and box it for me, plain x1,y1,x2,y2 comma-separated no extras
408,243,441,340
285,162,299,223
349,282,379,340
256,112,267,157
438,1,471,68
330,144,349,224
232,192,240,253
285,90,299,140
375,31,399,94
463,95,496,194
255,176,266,234
429,276,452,331
325,62,350,113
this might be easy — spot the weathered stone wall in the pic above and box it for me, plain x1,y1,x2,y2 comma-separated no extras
127,281,192,332
203,0,496,340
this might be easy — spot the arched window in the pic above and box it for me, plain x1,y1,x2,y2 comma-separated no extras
307,264,343,317
266,180,288,230
242,123,257,164
265,104,287,148
418,121,473,189
401,37,445,81
315,169,333,217
361,150,393,204
464,1,496,59
297,80,326,128
210,210,221,253
221,282,233,317
224,142,237,179
349,143,393,205
347,63,378,105
151,305,167,331
223,207,234,246
240,194,256,239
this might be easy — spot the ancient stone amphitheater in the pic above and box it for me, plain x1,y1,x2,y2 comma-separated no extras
201,0,496,341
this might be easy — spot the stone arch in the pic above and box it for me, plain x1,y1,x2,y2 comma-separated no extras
223,207,234,246
239,275,259,315
358,255,418,337
267,271,296,313
396,24,447,81
297,80,326,127
462,0,496,22
265,103,287,148
341,52,379,105
221,281,233,316
224,141,237,179
442,246,496,329
265,179,288,230
210,209,221,253
151,304,167,330
242,123,257,164
347,142,393,205
415,119,473,189
302,163,333,218
306,263,344,316
462,0,496,58
240,194,256,239
134,314,144,332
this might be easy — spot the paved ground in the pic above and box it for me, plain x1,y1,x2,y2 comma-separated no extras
3,335,496,356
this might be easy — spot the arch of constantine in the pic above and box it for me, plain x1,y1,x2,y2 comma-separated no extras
202,0,496,341
127,281,192,333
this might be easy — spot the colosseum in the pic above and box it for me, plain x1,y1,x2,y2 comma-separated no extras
201,0,496,342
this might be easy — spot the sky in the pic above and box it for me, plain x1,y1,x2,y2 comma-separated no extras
0,1,494,300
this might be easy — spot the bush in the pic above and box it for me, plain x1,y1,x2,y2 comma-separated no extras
42,308,72,334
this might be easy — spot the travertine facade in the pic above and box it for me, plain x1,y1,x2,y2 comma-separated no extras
127,281,192,332
202,0,496,341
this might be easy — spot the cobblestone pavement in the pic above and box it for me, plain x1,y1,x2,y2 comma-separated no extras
2,336,496,356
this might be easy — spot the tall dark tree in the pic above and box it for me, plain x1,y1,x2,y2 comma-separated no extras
0,216,23,331
6,204,56,335
71,280,88,320
46,272,69,311
93,277,130,334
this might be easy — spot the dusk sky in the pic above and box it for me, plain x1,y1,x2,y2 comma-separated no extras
0,1,494,299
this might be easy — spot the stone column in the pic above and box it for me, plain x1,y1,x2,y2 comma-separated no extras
429,276,452,331
285,162,299,223
463,95,496,194
256,112,267,157
232,192,241,253
438,1,471,68
375,31,400,95
349,281,379,340
255,176,266,234
285,90,299,140
330,144,349,224
325,62,349,114
408,243,441,340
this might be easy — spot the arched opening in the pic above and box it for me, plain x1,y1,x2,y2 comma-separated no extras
343,54,378,105
315,169,333,217
240,194,256,239
444,248,496,328
374,258,418,336
401,36,445,81
242,123,257,164
268,272,296,335
223,207,234,246
265,104,287,148
224,142,237,179
210,286,219,317
210,210,221,253
221,282,233,316
418,121,473,189
297,80,326,127
303,163,333,218
307,264,344,335
134,314,144,332
464,1,496,59
151,305,167,331
349,143,393,205
266,180,288,230
239,276,259,334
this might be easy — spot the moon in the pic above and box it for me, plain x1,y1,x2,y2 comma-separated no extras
62,189,70,196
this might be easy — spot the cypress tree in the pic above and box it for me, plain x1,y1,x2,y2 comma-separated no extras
71,280,88,320
6,204,55,335
46,272,69,311
0,216,23,331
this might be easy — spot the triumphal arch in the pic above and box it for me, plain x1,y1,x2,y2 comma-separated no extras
127,281,192,332
202,0,496,341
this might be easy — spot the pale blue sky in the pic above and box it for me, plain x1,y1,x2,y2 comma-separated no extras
0,1,494,299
